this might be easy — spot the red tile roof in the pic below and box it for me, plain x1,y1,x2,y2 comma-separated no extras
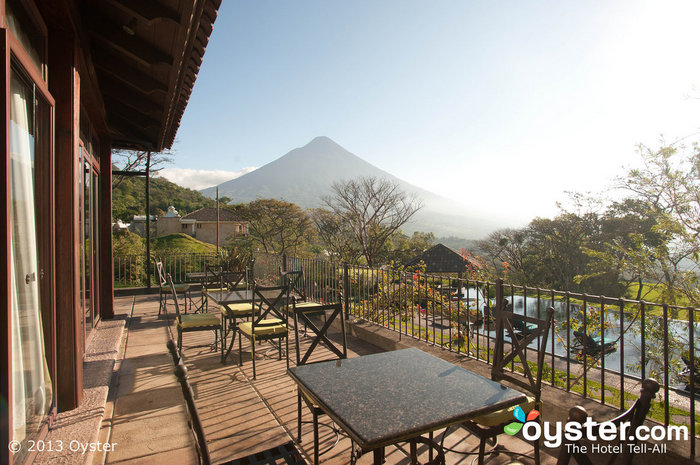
181,207,243,222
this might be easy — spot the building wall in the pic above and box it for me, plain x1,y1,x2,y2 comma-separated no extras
156,217,181,237
3,2,115,464
192,222,246,245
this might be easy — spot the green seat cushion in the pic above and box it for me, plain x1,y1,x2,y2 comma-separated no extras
204,286,229,293
179,313,220,329
161,283,190,292
470,396,536,427
221,303,254,317
238,320,287,338
294,301,324,309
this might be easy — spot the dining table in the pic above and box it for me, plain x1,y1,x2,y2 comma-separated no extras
287,347,527,464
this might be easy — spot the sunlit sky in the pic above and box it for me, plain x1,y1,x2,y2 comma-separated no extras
162,0,700,224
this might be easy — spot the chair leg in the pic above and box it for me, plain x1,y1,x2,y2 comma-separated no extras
158,289,164,315
238,334,242,366
534,436,540,465
252,339,256,379
178,329,183,356
410,439,417,464
429,431,434,463
297,392,303,443
313,409,319,465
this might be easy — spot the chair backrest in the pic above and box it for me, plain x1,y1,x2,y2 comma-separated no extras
293,302,347,366
281,268,306,300
251,283,290,325
492,306,554,399
155,260,167,286
556,379,660,465
168,340,211,465
167,273,184,322
205,265,245,291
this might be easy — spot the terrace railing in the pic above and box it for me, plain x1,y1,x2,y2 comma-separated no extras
113,253,218,288
257,252,699,458
118,250,699,458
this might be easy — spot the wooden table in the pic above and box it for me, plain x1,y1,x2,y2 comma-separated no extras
287,348,527,464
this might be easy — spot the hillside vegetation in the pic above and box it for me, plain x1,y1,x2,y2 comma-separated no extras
113,231,216,256
152,234,217,255
112,174,215,221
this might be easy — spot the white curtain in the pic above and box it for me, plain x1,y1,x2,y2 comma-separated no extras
10,71,52,443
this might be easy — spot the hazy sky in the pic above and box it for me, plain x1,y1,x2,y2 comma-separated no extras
162,0,700,224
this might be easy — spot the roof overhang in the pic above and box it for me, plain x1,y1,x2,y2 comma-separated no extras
80,0,221,151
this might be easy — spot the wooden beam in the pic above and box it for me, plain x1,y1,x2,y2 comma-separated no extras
84,9,174,67
107,114,158,148
103,96,161,130
49,26,82,412
98,141,114,320
93,50,168,95
99,75,164,118
107,0,180,23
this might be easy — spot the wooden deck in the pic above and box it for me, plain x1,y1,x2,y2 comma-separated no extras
101,293,562,464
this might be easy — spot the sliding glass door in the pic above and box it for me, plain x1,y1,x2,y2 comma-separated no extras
79,132,100,351
9,63,53,456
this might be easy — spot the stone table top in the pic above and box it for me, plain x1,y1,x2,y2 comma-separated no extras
287,347,526,451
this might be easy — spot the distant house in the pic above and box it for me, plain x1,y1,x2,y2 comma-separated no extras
405,243,481,276
128,215,157,236
157,206,248,245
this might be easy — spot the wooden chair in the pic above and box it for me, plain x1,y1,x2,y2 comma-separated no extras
168,274,222,358
556,379,660,465
237,283,290,379
293,301,347,465
156,260,192,315
447,306,554,465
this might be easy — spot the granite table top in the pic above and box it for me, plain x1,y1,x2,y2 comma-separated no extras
287,347,526,451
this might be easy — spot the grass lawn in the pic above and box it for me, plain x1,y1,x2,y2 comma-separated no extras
152,233,217,254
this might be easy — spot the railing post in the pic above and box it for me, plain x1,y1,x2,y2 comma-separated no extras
282,253,287,272
493,278,504,366
343,263,350,320
495,278,504,313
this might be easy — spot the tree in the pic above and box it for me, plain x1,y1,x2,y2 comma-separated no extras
235,199,314,256
112,149,173,187
476,228,531,282
377,230,435,265
614,139,700,305
322,177,422,267
310,208,362,264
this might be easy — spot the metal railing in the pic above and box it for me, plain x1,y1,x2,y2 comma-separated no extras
113,253,218,287
252,251,699,458
116,250,699,458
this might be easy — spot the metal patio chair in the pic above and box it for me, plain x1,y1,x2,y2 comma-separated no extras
444,306,555,465
156,260,192,315
237,283,290,379
293,301,347,465
556,378,660,465
168,273,222,357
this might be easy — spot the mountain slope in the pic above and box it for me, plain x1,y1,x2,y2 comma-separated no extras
112,173,215,221
201,137,501,238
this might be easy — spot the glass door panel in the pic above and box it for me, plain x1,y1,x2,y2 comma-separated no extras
9,64,53,454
